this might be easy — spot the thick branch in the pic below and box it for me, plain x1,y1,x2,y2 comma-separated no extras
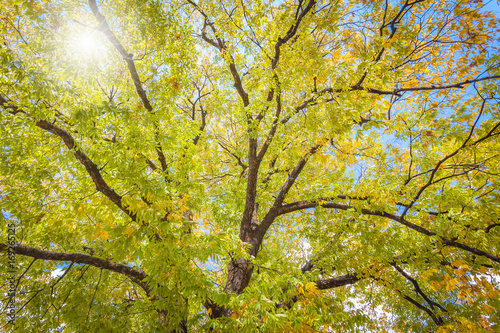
1,97,136,221
88,0,151,112
188,1,249,107
240,137,259,244
315,274,360,290
88,0,168,172
257,85,282,162
193,106,207,146
36,119,137,221
253,144,321,249
273,144,321,208
279,200,500,263
276,273,361,310
393,75,500,95
1,244,149,294
290,75,500,121
271,0,316,69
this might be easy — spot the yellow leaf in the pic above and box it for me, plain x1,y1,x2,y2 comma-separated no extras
97,230,109,240
446,278,459,291
231,309,242,319
484,304,495,314
297,284,304,295
486,289,499,298
305,282,319,293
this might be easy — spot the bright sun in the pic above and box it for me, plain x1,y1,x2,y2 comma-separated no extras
79,33,97,53
69,29,104,61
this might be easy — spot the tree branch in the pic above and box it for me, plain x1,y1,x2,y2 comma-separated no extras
36,120,137,220
0,244,150,294
188,1,249,107
273,144,321,208
401,99,488,217
391,263,446,313
315,274,360,290
403,295,444,326
88,0,151,111
1,96,137,221
278,200,500,263
257,92,282,162
290,75,500,122
271,0,316,69
88,0,168,172
253,144,322,248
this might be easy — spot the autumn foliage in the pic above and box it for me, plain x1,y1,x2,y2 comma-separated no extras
1,0,500,332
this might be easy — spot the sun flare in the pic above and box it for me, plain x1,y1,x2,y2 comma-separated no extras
69,29,104,61
79,33,97,53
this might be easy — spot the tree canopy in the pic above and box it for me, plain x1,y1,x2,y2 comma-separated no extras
1,0,500,331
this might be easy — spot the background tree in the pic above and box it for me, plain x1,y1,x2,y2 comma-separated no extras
1,0,500,331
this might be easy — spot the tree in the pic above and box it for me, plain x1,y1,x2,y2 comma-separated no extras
1,0,499,331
